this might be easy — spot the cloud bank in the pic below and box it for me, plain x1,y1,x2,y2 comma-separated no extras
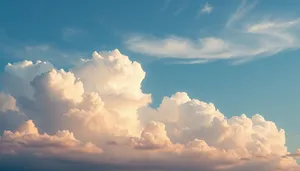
125,1,300,64
0,49,299,171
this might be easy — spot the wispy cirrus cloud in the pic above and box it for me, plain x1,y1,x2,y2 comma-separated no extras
124,0,300,64
200,2,213,14
174,7,185,16
225,0,258,28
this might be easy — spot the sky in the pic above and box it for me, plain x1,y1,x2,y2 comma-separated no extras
0,0,300,171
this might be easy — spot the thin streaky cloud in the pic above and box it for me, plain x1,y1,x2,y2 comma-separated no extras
200,2,213,14
174,2,188,16
168,59,212,64
125,0,300,65
174,7,185,16
226,0,258,28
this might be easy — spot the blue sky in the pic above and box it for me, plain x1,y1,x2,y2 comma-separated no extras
0,0,300,153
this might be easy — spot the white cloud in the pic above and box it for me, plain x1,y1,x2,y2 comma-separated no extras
32,69,84,104
174,7,185,16
0,49,299,170
0,93,25,133
201,3,213,14
138,92,287,157
3,60,54,99
0,120,102,156
2,49,151,140
125,1,300,64
225,0,257,28
126,36,232,59
129,121,174,150
0,93,18,112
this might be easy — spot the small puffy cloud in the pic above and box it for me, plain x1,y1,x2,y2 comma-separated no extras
0,49,299,170
130,121,173,150
286,149,300,159
16,120,39,135
0,93,18,112
200,3,213,14
0,93,25,133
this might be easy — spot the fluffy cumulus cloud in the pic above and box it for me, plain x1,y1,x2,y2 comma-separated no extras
0,49,299,171
138,92,288,158
0,120,102,158
0,93,25,132
0,93,18,112
2,60,54,98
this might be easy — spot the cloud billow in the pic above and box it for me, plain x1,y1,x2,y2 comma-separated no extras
0,49,299,171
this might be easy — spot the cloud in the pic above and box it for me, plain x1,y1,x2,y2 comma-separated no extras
0,49,299,170
0,120,102,157
0,93,18,112
125,36,232,60
125,1,300,64
174,7,185,16
225,0,257,28
129,121,174,150
138,92,288,157
173,2,188,16
2,49,151,138
0,93,25,133
3,60,54,99
200,3,213,14
285,149,300,159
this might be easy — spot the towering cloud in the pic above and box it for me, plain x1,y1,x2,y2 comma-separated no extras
0,49,299,171
3,60,54,98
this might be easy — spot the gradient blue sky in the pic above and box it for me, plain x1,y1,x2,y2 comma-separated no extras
0,0,299,152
